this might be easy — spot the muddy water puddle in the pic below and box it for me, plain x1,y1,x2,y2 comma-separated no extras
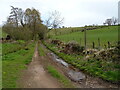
49,52,86,82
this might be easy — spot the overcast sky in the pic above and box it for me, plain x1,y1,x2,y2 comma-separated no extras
0,0,119,27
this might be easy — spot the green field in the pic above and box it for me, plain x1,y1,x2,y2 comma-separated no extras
44,25,120,83
48,27,84,36
2,41,35,88
50,26,118,48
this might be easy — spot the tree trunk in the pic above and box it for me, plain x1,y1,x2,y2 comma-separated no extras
93,42,95,49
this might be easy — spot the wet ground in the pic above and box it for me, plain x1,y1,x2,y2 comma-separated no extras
19,43,119,88
46,46,119,88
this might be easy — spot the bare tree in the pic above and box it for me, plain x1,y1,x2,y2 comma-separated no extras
17,8,25,27
8,6,19,27
51,10,64,29
105,19,112,26
103,22,106,26
7,6,25,27
44,10,64,34
112,17,118,25
44,12,52,28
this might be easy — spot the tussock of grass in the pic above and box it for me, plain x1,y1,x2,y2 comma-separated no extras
38,43,45,56
47,65,74,88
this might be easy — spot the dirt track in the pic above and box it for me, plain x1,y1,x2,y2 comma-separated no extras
19,44,60,88
18,42,119,88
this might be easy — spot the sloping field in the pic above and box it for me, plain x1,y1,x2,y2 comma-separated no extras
50,26,118,48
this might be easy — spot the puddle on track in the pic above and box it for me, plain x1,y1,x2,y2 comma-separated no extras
50,52,86,82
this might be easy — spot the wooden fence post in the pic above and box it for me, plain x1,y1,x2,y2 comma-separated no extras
108,41,110,48
98,38,100,50
93,42,95,49
84,29,87,50
80,38,81,46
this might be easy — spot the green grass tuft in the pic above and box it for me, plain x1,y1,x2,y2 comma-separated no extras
47,65,74,88
38,43,46,56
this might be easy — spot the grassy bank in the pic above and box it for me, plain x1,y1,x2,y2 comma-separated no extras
38,42,45,56
2,41,35,88
43,41,120,83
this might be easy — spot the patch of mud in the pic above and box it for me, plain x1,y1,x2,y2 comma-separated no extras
67,70,85,82
50,52,86,82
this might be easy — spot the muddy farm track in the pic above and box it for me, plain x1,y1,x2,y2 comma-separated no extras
19,44,60,88
18,42,119,88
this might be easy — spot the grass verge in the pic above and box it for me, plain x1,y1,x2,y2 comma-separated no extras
2,40,27,55
46,65,74,88
38,42,45,56
2,41,35,88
